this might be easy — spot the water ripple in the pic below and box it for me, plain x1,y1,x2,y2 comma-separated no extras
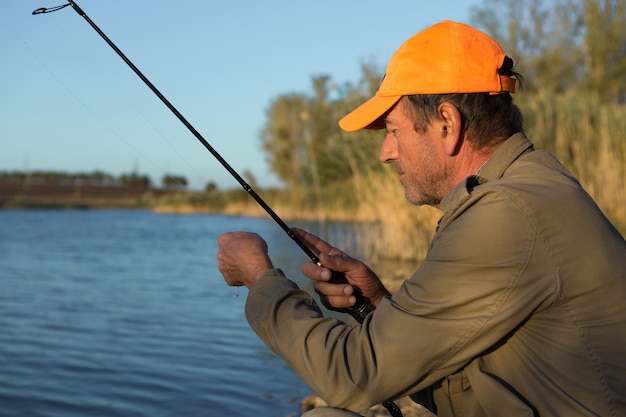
0,210,310,417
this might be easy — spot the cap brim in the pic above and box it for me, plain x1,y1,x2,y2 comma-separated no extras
339,95,402,132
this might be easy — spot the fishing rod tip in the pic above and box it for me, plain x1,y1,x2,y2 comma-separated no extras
31,3,70,15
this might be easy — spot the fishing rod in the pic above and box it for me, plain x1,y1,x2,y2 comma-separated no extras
31,1,374,322
32,5,409,416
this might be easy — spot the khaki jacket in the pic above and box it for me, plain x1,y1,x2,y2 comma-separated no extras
245,133,626,416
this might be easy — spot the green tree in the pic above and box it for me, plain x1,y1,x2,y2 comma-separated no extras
260,65,387,189
121,173,151,188
242,169,259,189
470,0,584,93
261,92,311,187
327,62,390,179
205,181,218,193
161,174,187,189
581,0,626,101
470,0,626,101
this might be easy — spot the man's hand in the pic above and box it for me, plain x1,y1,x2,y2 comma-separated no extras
294,228,390,310
217,232,274,288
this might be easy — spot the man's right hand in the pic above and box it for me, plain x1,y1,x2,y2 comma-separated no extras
294,228,391,310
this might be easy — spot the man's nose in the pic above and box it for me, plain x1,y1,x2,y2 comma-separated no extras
379,133,397,164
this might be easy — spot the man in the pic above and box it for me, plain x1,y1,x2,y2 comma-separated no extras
217,21,626,416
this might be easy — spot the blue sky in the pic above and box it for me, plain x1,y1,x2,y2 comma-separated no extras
2,1,477,190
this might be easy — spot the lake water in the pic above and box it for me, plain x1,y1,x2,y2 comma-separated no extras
0,209,325,417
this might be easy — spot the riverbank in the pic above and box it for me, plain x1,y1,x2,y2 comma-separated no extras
0,182,184,210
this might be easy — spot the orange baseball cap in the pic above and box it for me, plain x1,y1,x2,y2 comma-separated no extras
339,20,516,132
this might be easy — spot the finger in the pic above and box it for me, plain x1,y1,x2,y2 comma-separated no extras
292,228,336,255
314,280,354,298
315,282,356,309
302,261,332,282
318,294,357,310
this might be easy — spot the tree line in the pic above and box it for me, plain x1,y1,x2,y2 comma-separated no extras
0,170,189,189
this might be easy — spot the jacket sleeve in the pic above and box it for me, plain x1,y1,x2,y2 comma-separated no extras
245,190,555,411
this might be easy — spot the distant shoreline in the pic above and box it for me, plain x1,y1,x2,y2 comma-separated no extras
0,182,184,210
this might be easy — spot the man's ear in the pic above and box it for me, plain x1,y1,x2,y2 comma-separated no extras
438,102,462,156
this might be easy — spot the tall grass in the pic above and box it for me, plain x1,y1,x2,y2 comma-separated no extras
517,91,626,231
342,169,440,263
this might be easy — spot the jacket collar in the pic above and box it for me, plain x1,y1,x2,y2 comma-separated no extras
479,132,535,181
440,132,534,215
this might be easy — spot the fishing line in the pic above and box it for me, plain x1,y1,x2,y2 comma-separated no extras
23,42,142,161
33,0,374,321
23,15,206,195
55,32,209,190
24,39,189,190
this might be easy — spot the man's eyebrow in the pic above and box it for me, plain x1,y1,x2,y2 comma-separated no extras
384,118,396,128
